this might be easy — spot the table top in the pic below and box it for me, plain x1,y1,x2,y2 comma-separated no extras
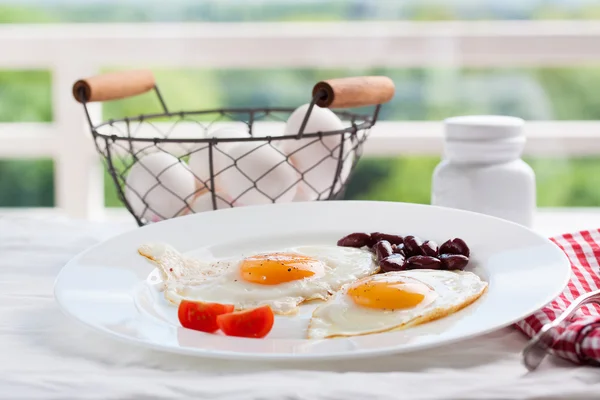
2,209,600,400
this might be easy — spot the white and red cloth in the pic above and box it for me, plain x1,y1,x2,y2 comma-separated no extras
516,229,600,365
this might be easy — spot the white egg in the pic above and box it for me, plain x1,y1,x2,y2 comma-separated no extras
138,243,379,315
188,127,250,191
125,152,196,222
292,139,355,201
249,123,290,153
214,141,299,206
249,122,286,139
308,270,488,339
206,122,248,136
188,191,233,213
282,104,354,200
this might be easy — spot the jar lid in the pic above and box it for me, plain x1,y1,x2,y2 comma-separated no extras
444,115,524,141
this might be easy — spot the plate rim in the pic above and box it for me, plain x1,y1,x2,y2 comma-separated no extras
54,200,572,361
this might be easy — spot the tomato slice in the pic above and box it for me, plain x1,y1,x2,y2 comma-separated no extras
216,305,274,338
177,300,235,333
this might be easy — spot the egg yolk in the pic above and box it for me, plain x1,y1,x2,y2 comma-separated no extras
347,278,436,310
240,252,325,285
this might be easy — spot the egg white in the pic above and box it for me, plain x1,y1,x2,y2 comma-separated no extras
307,269,488,339
138,243,378,315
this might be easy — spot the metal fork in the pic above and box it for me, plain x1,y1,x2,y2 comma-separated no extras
522,289,600,371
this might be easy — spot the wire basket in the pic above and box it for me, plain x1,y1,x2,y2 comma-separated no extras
72,70,395,226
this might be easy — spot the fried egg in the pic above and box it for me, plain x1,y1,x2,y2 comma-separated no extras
307,269,488,339
138,243,378,315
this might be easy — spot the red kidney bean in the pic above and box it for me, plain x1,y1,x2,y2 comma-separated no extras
439,254,469,270
379,254,406,273
405,255,442,270
337,232,371,248
403,236,424,257
373,240,393,262
421,240,438,257
439,238,470,257
370,232,404,246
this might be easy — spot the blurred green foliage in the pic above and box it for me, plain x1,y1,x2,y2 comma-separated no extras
102,69,223,121
2,2,600,209
0,5,58,23
0,159,54,207
0,70,52,122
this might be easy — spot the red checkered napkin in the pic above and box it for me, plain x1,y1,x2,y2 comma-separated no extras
515,229,600,365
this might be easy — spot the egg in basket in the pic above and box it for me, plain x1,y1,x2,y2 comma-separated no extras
72,70,395,226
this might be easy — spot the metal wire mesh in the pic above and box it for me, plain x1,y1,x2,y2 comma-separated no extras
81,87,379,226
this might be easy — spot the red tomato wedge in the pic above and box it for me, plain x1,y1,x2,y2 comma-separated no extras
178,300,235,333
216,305,275,338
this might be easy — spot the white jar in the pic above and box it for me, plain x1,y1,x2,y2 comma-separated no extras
431,116,536,228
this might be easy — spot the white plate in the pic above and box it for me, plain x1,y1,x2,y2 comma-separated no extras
54,201,570,361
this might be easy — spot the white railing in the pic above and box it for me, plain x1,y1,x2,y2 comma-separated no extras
2,21,600,219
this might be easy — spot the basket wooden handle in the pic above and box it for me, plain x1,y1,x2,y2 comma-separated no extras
72,70,156,103
312,76,395,108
